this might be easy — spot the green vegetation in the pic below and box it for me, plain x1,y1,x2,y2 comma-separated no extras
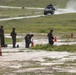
0,0,76,75
0,0,69,8
0,0,75,37
0,13,76,35
0,8,42,18
0,0,75,53
5,38,22,44
31,44,76,52
54,72,76,75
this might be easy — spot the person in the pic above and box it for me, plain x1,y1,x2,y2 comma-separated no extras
47,29,54,45
10,28,17,48
0,26,5,47
25,34,34,48
0,26,2,46
1,26,5,47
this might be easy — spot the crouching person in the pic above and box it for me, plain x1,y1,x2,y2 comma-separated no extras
25,34,34,48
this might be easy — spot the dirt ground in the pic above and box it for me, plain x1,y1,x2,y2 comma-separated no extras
0,3,76,74
0,35,76,75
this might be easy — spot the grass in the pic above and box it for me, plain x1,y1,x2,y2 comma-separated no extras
16,72,76,75
0,13,76,34
54,72,76,75
0,9,75,52
5,38,22,44
0,0,75,37
31,44,76,52
0,8,42,18
0,0,76,75
44,57,58,61
0,0,69,8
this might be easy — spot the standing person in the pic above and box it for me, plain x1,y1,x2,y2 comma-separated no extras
25,34,34,48
10,28,17,48
1,26,5,47
47,29,54,45
0,26,2,46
